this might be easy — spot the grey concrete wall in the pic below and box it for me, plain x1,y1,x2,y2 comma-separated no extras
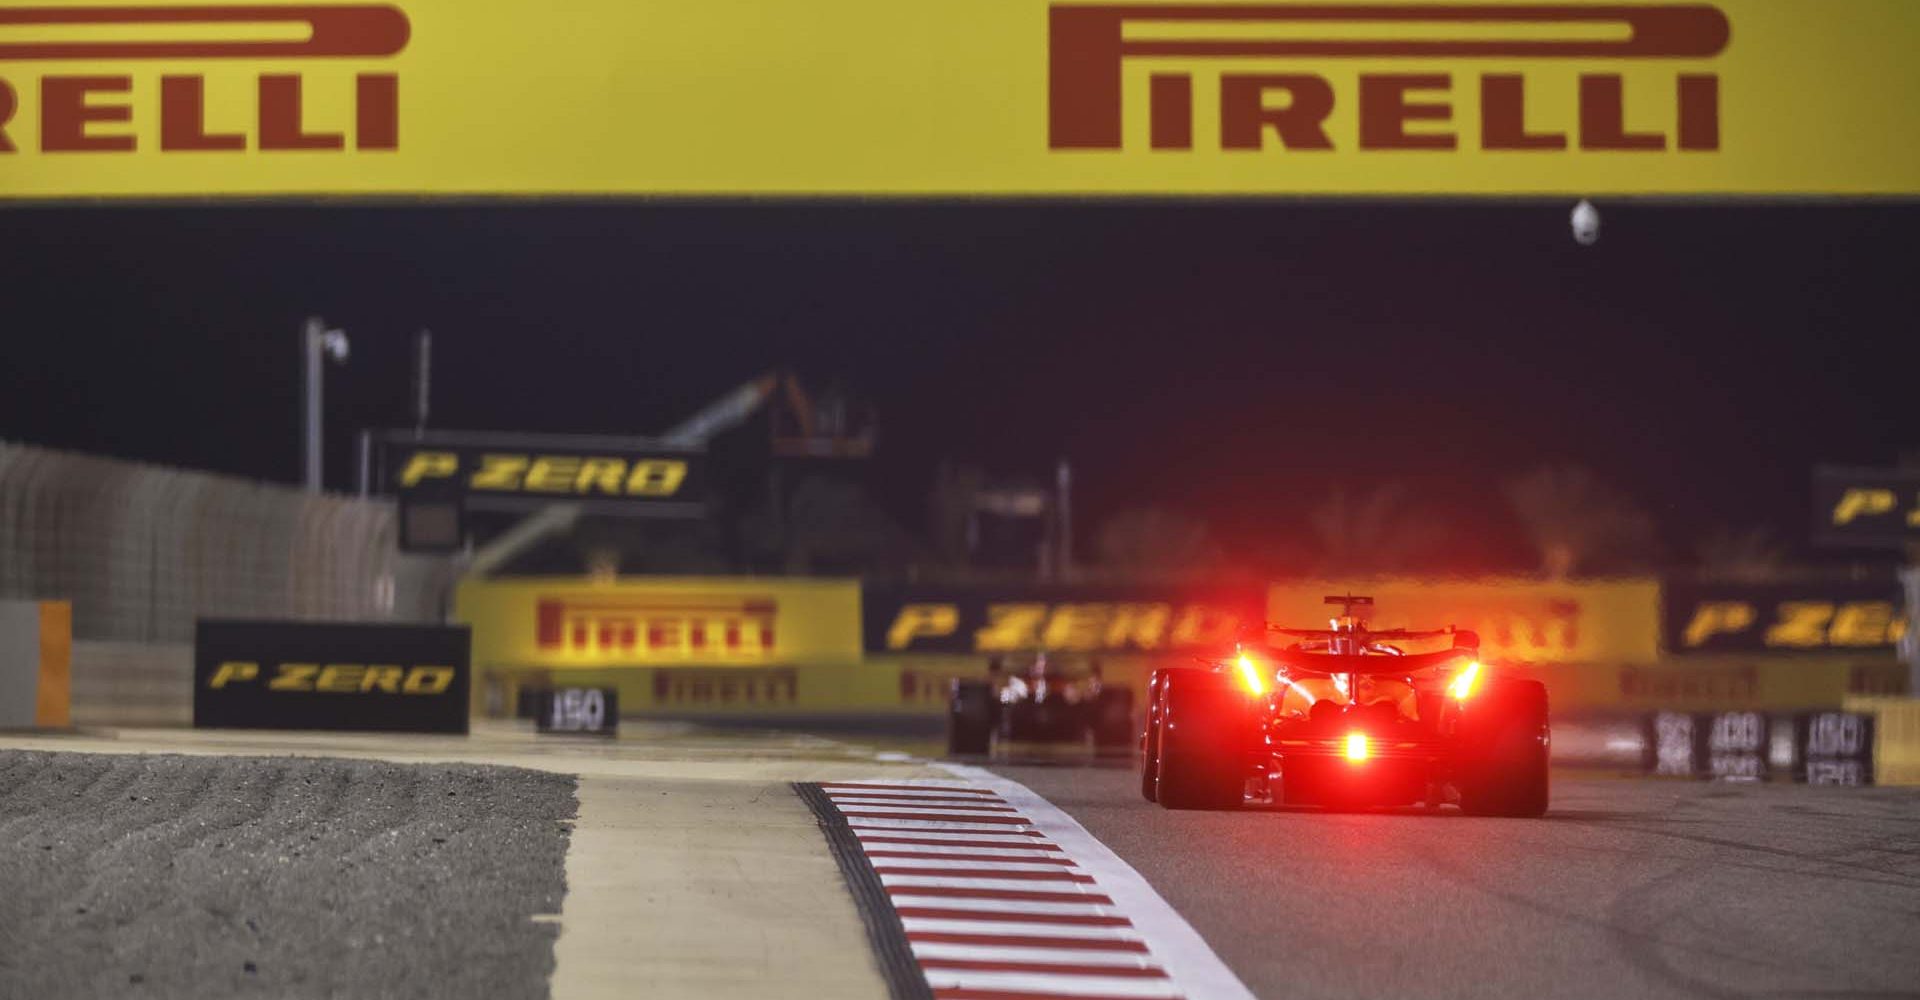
0,601,42,728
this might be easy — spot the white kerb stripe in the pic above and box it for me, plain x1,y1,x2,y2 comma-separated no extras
859,843,1068,858
918,969,1182,998
910,941,1159,966
837,798,1029,813
848,818,1038,832
886,895,1123,918
902,918,1142,940
864,852,1075,867
879,875,1101,893
827,797,1016,809
855,830,1052,845
827,782,997,795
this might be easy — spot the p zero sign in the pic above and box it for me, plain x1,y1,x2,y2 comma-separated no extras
865,584,1262,654
382,435,703,512
1663,579,1906,655
1812,467,1920,548
2,1,1918,198
194,620,471,733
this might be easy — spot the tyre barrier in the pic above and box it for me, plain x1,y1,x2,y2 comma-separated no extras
1645,710,1876,784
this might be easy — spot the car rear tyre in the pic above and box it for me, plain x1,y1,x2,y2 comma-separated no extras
1154,670,1248,811
1458,679,1549,818
1139,674,1163,802
948,679,994,756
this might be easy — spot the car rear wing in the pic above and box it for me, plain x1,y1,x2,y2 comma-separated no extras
1270,647,1477,678
1269,624,1479,648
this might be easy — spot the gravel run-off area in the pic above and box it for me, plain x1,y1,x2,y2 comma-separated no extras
0,750,576,999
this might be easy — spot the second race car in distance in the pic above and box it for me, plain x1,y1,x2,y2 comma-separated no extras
948,651,1135,757
1140,595,1549,816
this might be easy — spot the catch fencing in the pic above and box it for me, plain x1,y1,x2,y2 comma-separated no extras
0,441,450,723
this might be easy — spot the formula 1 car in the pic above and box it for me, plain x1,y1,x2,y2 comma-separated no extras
1139,596,1549,816
948,652,1135,757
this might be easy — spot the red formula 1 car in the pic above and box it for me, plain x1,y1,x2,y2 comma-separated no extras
1140,596,1549,816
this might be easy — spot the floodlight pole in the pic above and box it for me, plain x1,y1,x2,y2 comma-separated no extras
413,329,432,436
1056,459,1073,579
301,317,348,493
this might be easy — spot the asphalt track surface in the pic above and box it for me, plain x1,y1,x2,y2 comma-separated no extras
989,765,1920,1000
0,750,575,1000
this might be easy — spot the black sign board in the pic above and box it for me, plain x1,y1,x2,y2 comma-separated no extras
1795,712,1875,785
1661,578,1904,655
380,434,706,511
533,687,619,736
863,584,1264,654
195,620,471,734
1812,466,1920,547
1646,711,1772,781
1702,710,1771,781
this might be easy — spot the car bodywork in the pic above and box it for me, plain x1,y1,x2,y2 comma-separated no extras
1141,596,1550,815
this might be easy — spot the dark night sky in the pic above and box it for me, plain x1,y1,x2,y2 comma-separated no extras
1,201,1912,572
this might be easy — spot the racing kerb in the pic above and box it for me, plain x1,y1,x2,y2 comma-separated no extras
797,766,1255,1000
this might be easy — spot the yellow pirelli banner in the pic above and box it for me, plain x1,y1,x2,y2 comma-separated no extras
1,0,1917,198
1267,578,1660,664
537,657,984,718
456,577,863,669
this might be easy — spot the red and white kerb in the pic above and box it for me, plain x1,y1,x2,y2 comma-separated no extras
816,776,1254,1000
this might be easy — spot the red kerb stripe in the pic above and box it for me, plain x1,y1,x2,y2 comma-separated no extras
825,792,1011,804
835,802,1020,813
895,907,1131,926
865,851,1079,865
887,887,1115,904
876,868,1095,883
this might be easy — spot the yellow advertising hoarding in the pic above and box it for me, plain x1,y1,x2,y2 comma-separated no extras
539,656,989,718
2,0,1918,198
1266,577,1660,664
456,577,863,669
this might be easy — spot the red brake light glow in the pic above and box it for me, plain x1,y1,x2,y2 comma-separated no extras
1344,732,1369,762
1235,654,1267,696
1449,660,1482,701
